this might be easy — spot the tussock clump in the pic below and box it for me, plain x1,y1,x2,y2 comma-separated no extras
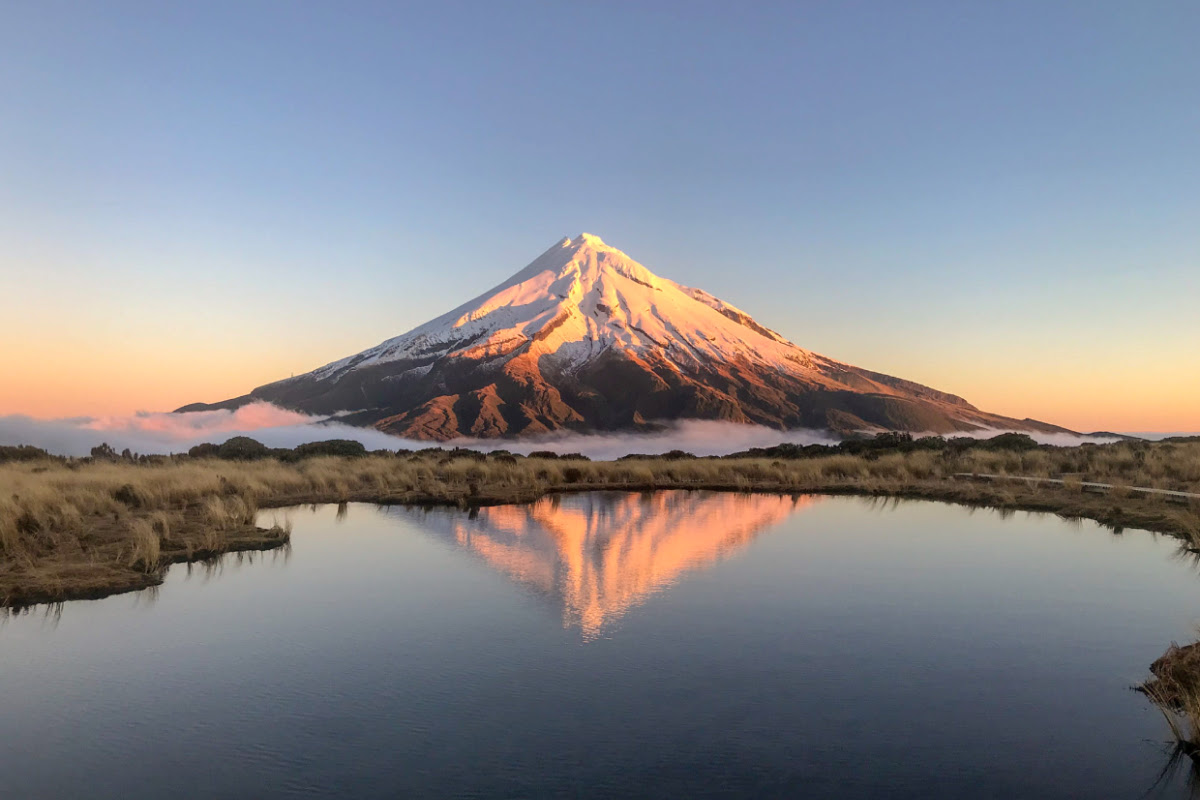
126,518,161,573
201,495,258,530
112,483,147,509
819,456,869,481
1142,642,1200,759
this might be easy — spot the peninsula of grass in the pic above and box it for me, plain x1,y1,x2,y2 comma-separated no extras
2,433,1199,608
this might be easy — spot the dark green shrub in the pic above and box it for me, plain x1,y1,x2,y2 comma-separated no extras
187,443,221,458
90,443,119,461
444,448,487,462
980,433,1039,452
217,436,270,461
294,439,368,459
0,445,56,463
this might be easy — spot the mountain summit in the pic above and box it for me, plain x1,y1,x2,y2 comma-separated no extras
180,234,1068,440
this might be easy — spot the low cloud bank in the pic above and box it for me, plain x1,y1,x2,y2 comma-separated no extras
451,422,840,460
0,404,411,457
0,405,838,459
82,403,314,436
916,428,1123,447
0,402,1123,460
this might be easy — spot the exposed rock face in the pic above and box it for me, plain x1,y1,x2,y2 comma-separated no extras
179,234,1070,440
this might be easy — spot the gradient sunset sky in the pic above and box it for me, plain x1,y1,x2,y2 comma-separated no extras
2,1,1197,432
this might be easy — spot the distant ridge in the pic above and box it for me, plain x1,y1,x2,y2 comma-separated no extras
1085,431,1144,441
180,234,1072,441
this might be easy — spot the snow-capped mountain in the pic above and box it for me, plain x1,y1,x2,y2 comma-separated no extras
179,234,1069,440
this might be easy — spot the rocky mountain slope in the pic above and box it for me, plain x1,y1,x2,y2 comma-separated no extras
179,234,1070,440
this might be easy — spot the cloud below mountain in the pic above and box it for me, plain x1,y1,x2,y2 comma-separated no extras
0,402,838,458
1,402,1118,459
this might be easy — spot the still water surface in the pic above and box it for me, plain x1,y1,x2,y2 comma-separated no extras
3,491,1200,798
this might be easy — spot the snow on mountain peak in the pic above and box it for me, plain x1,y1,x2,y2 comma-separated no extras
183,233,1062,440
306,233,820,382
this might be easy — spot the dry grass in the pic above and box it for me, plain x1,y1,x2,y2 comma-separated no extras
125,518,160,573
1141,641,1200,764
1,440,1198,606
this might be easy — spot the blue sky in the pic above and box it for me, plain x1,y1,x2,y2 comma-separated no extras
1,1,1197,429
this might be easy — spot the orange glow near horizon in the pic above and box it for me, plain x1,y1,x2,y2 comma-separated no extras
914,363,1200,434
3,364,1196,435
0,339,329,420
2,335,1197,432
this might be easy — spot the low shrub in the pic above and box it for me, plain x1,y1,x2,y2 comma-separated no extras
294,440,368,459
217,437,270,461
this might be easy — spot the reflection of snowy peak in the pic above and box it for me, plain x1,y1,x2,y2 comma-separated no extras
180,233,1070,440
394,491,816,638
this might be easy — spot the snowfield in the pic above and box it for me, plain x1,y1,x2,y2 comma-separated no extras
304,233,828,383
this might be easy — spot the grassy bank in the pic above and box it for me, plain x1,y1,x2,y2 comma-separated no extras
1139,640,1200,775
3,436,1199,607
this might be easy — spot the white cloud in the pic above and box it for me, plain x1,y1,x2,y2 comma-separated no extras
0,402,1125,459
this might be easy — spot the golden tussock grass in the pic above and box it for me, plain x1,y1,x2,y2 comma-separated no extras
1141,640,1200,765
1,439,1198,606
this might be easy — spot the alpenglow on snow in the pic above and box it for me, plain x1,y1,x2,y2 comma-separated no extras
179,234,1069,440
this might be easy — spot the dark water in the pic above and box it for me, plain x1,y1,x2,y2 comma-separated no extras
3,491,1200,799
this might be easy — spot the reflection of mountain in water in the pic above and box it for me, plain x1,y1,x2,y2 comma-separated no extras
397,491,819,638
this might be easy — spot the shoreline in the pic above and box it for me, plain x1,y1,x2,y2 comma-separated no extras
3,437,1197,608
5,475,1197,609
1,519,290,609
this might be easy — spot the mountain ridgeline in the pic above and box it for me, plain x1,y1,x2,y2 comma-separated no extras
179,234,1069,440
